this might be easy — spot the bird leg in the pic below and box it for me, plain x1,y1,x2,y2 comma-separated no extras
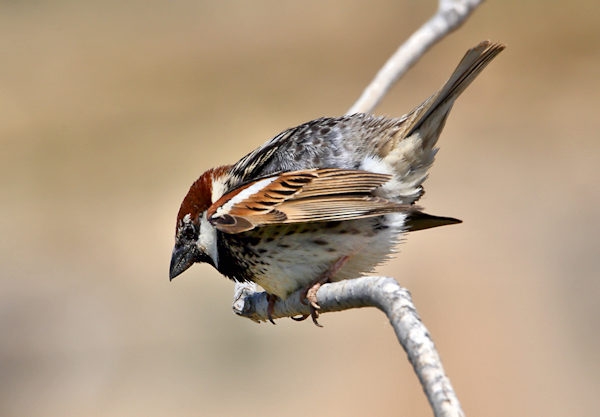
301,255,350,326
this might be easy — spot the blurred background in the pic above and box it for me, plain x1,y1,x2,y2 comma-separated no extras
1,1,598,416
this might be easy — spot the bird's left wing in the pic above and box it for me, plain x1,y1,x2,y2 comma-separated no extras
207,168,409,234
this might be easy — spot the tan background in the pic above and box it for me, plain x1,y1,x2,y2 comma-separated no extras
1,1,598,416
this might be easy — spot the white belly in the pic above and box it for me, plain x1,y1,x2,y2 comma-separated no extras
250,213,407,299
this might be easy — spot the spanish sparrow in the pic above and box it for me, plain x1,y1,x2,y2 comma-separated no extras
169,41,505,324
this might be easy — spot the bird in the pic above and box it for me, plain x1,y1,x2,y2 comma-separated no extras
169,40,505,325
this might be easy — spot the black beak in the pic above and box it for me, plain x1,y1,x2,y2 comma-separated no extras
169,242,200,280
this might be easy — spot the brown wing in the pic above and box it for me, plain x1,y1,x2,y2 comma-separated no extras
207,168,410,234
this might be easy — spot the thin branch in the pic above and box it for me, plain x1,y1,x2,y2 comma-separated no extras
347,0,484,115
233,277,464,417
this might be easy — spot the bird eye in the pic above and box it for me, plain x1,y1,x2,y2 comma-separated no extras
181,224,197,240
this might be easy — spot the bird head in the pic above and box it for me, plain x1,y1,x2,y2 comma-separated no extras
169,167,229,280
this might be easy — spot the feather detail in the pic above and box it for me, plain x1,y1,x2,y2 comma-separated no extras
175,166,231,230
398,41,506,146
404,211,462,232
207,168,410,233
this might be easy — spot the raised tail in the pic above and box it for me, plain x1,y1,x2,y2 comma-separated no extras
402,40,505,146
375,41,504,206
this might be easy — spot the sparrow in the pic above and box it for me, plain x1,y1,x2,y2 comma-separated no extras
169,40,505,325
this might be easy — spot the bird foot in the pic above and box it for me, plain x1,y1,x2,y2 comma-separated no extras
300,255,350,327
305,284,324,327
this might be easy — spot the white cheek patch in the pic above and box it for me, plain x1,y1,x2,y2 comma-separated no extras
199,212,219,267
214,177,276,217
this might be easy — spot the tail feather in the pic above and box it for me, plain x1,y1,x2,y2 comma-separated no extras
377,40,504,205
405,211,462,232
403,40,506,145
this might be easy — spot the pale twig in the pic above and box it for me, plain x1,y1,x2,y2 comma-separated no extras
347,0,484,115
233,277,464,417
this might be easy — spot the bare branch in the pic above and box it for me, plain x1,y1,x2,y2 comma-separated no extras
346,0,485,115
233,277,464,417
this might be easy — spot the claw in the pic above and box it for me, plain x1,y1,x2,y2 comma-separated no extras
301,283,323,326
309,304,323,327
298,255,350,327
266,294,278,325
306,282,322,310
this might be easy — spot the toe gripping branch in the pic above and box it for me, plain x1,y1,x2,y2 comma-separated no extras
232,276,464,417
